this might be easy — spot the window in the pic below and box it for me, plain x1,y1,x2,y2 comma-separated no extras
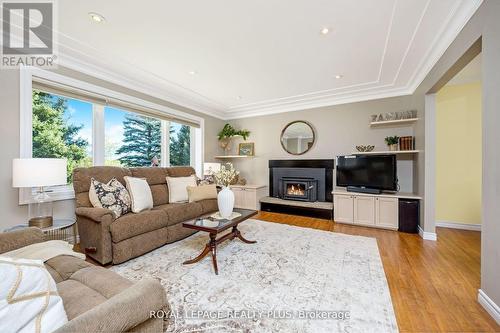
169,122,191,166
105,107,162,167
32,90,93,182
22,68,204,203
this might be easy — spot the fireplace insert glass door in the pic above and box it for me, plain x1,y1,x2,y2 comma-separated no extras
280,177,318,202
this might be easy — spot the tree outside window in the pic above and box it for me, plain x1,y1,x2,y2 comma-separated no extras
32,90,92,182
170,122,191,166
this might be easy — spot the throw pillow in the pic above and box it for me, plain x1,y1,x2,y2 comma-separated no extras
187,184,217,203
89,178,131,218
124,176,154,213
0,257,68,333
166,175,197,203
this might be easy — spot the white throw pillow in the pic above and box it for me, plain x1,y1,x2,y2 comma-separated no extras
166,175,197,203
0,256,68,333
124,176,154,213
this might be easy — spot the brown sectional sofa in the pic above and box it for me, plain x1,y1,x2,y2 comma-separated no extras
0,228,167,332
73,166,218,265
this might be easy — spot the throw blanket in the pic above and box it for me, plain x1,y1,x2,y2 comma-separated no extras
2,240,86,262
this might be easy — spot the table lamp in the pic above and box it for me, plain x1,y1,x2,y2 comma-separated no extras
12,158,67,228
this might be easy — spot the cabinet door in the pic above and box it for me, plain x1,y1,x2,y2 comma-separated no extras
334,195,354,223
243,189,258,210
353,196,376,225
375,197,398,229
232,188,245,209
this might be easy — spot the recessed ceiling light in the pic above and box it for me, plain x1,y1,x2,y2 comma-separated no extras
89,12,105,23
189,70,197,75
335,74,343,79
237,96,242,100
320,27,330,35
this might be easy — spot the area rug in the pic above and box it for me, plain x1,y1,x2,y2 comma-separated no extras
111,220,398,333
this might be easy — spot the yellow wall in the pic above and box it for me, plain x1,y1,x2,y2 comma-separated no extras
436,82,482,225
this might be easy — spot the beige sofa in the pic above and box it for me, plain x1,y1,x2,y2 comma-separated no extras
73,166,218,265
0,228,167,333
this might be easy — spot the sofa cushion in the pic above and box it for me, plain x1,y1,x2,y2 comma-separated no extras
129,167,169,185
166,166,195,177
109,210,168,243
89,178,131,218
150,184,169,206
187,184,217,203
57,280,107,320
153,202,203,225
45,255,93,283
73,166,132,208
70,266,133,298
197,199,219,214
57,266,133,320
166,175,197,203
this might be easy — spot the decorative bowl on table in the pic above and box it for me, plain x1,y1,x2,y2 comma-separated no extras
356,145,375,152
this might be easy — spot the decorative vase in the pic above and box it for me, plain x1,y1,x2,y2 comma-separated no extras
389,144,398,151
217,186,235,219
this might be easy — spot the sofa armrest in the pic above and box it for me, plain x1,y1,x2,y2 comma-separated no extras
76,207,115,223
55,278,167,333
0,227,46,254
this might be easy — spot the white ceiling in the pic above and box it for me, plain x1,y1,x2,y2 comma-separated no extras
447,53,481,86
55,0,483,119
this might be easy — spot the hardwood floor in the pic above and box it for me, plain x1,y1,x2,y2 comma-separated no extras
255,211,500,333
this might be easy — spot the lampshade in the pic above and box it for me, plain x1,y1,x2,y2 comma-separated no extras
203,162,221,176
12,158,67,188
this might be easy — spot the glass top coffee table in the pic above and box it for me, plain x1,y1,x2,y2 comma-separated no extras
182,208,258,275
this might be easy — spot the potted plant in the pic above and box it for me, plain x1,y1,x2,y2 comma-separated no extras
213,163,239,218
385,136,400,151
217,124,250,153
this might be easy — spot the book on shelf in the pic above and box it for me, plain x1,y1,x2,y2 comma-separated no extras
399,136,415,150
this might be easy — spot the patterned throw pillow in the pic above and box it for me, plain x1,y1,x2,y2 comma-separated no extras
89,178,131,218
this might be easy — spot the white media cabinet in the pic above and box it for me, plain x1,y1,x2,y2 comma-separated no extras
333,188,422,230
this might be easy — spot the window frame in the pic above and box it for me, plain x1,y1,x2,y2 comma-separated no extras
19,66,204,204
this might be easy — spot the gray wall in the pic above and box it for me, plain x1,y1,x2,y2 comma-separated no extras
0,67,224,231
480,0,500,313
228,95,421,193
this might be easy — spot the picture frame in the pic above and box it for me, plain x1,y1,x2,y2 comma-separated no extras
238,142,255,156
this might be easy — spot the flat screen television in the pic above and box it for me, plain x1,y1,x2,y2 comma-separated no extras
336,155,397,192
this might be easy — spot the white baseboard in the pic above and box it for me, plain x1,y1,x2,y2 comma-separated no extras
436,220,481,231
418,225,437,241
478,289,500,325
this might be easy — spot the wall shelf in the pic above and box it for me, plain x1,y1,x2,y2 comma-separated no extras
215,155,254,159
351,150,421,155
370,118,419,127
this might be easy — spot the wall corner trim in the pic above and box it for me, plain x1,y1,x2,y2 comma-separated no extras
418,225,437,241
478,289,500,325
436,220,481,231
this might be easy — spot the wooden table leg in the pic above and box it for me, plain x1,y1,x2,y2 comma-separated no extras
210,233,219,275
183,243,211,265
232,226,257,244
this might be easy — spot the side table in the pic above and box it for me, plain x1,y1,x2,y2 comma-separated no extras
4,218,77,244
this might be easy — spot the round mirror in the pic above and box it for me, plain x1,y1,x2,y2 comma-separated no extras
280,121,315,155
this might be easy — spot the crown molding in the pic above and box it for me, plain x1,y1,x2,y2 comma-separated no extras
407,0,483,93
225,0,482,119
55,40,228,120
47,0,481,121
